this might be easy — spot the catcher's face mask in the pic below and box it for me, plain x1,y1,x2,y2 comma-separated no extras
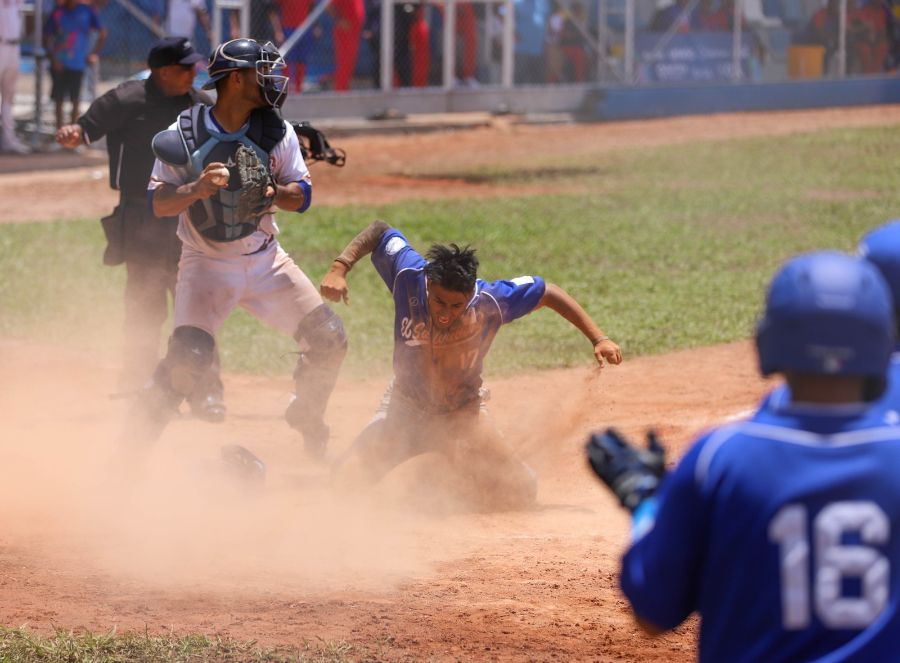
257,41,288,109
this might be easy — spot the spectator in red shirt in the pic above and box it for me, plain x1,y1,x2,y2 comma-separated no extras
330,0,364,90
277,0,315,92
694,0,730,30
807,0,887,73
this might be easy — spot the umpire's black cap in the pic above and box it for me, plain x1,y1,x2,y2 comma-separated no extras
147,37,205,69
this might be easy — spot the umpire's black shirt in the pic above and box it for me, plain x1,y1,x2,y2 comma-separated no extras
77,77,211,200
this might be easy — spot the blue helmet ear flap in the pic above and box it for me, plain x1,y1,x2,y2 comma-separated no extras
151,129,190,167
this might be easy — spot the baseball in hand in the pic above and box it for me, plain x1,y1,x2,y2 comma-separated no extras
209,165,230,187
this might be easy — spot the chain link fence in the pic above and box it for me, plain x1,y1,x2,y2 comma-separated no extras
9,0,900,139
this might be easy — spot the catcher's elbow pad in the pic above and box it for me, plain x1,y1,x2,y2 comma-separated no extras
152,129,190,167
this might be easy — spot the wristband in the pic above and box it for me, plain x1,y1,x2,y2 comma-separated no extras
592,335,610,345
333,257,353,270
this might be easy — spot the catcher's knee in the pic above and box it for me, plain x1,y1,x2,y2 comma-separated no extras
161,325,216,397
126,327,215,444
286,305,347,430
293,304,348,361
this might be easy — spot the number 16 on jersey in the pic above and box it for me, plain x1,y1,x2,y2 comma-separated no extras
769,500,890,630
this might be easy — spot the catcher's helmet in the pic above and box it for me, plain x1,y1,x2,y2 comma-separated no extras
859,221,900,312
755,251,894,381
203,38,288,108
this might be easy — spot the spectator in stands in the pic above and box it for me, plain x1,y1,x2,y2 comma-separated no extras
804,0,887,74
362,0,382,87
277,0,317,92
1,0,29,154
487,2,504,82
545,0,588,82
694,0,730,30
851,0,888,73
560,1,588,81
163,0,212,47
887,0,900,69
650,0,694,32
544,0,565,82
514,0,549,83
81,0,106,102
407,1,429,86
330,0,365,90
455,2,478,85
43,0,106,133
393,1,428,87
360,0,428,89
229,0,281,44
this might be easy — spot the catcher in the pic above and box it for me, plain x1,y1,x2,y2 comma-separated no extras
321,220,622,510
129,38,347,459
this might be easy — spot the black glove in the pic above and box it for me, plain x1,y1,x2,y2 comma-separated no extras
292,121,346,167
585,428,666,513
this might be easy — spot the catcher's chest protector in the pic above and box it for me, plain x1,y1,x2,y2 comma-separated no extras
179,105,286,241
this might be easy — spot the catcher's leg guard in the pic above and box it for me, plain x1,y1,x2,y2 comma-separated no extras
285,304,347,458
187,345,226,423
128,326,217,443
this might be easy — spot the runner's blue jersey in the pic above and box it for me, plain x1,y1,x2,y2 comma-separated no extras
622,402,900,662
371,229,546,411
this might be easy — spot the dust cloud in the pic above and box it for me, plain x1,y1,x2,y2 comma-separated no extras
0,337,603,598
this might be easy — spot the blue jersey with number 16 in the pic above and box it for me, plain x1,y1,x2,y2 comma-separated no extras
622,402,900,662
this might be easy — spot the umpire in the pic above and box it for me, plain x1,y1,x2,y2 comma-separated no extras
55,37,225,421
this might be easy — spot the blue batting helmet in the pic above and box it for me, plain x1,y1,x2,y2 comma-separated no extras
203,38,288,108
755,251,895,380
859,220,900,312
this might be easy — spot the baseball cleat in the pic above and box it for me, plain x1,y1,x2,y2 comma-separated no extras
190,393,226,423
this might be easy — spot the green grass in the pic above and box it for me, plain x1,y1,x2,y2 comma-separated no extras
0,627,361,663
2,124,899,377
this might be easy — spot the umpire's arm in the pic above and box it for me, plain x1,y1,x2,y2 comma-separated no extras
56,86,122,148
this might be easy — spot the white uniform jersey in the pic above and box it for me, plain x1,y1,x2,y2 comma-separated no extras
0,0,22,42
148,111,311,257
164,0,205,39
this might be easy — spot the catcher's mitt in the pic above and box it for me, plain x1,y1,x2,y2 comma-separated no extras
235,144,275,220
585,428,667,513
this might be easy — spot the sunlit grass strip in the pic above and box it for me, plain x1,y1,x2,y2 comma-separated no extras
0,626,359,663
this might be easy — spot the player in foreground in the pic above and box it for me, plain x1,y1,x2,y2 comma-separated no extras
587,251,900,661
128,38,346,458
320,220,622,510
765,220,900,420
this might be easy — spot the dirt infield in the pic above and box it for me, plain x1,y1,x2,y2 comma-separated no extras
1,106,898,661
1,338,768,661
